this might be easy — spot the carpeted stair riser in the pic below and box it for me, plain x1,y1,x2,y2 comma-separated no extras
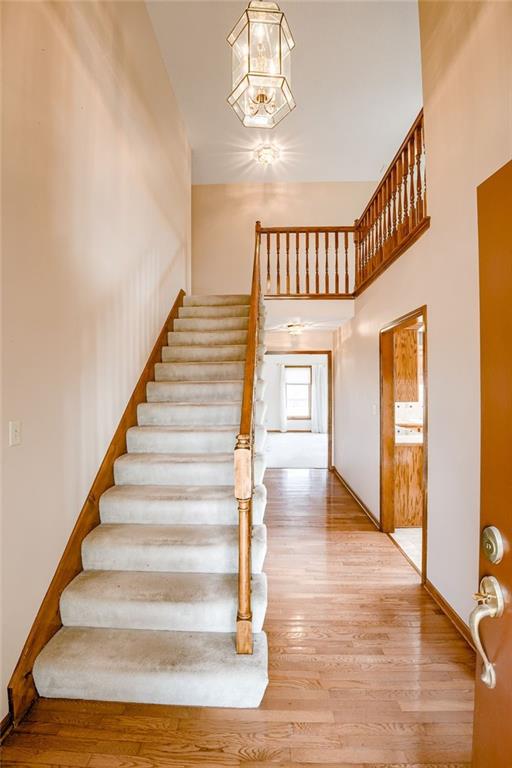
179,305,250,319
155,361,245,382
162,344,247,363
33,628,268,708
126,426,267,455
146,380,242,403
183,294,250,307
60,571,267,633
174,317,249,332
99,483,267,526
168,330,248,346
137,399,267,427
82,523,267,574
113,452,267,487
146,379,265,403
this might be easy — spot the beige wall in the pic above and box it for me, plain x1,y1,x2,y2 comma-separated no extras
1,1,191,718
334,1,512,624
192,182,375,295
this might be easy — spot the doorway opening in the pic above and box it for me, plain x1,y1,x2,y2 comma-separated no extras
263,351,332,469
380,307,427,578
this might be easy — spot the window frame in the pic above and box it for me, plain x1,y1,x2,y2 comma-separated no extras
284,365,312,420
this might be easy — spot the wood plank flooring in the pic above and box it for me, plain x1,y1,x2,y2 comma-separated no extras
2,468,475,767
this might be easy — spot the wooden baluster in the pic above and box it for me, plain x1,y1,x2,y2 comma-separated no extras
415,123,424,222
390,165,397,248
266,233,271,292
372,187,382,272
295,232,300,294
324,232,330,294
402,146,409,237
422,119,428,216
354,222,361,290
383,184,388,258
396,152,403,245
368,209,373,280
335,232,340,294
276,233,281,295
386,174,392,252
285,232,290,294
344,231,349,294
315,231,320,293
305,232,310,293
235,434,252,654
409,136,416,230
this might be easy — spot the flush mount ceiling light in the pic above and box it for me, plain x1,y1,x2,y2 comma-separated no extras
227,0,296,129
255,144,280,166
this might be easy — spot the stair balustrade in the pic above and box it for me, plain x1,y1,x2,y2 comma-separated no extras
234,221,261,654
262,110,430,299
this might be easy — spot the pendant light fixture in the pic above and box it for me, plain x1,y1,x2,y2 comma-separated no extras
227,0,295,129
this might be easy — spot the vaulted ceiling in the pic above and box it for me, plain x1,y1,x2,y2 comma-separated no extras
147,1,423,184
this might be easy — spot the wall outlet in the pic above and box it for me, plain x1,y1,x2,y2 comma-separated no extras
9,420,21,446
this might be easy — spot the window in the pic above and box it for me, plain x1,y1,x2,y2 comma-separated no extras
285,366,311,420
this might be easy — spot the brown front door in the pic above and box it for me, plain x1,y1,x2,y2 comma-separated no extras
472,159,512,767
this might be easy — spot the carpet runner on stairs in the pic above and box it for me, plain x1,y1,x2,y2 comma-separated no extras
33,294,269,708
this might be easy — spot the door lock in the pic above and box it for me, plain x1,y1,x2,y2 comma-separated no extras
481,525,505,564
469,575,505,689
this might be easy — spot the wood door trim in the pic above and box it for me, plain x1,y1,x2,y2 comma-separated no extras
379,306,428,584
7,289,186,726
331,467,380,529
264,350,333,468
424,579,475,652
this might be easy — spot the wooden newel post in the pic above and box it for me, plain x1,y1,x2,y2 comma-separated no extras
234,433,253,654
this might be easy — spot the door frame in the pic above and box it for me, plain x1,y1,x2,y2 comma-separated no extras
264,350,333,468
379,306,428,582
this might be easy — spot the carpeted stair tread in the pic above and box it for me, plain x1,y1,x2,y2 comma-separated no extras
113,451,267,487
33,627,268,707
174,317,249,331
146,380,244,403
161,344,247,362
60,571,267,633
183,294,250,306
126,425,267,455
179,304,250,318
82,523,267,573
99,483,267,525
155,360,245,381
168,329,248,346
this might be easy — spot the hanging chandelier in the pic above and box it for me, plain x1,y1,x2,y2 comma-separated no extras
227,0,296,129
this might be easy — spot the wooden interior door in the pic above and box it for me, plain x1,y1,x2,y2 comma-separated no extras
472,159,512,767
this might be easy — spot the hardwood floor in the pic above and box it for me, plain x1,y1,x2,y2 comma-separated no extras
2,468,475,767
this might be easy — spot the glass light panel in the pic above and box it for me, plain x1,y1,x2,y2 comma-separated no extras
227,0,295,129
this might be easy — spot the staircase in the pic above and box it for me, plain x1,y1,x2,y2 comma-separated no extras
32,294,269,708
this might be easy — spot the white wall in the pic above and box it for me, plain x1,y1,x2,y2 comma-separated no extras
1,1,191,719
263,354,328,431
192,182,375,295
333,0,512,625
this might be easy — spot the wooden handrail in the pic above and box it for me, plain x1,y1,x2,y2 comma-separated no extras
260,111,429,299
358,110,424,225
355,109,429,292
262,225,357,298
234,220,261,654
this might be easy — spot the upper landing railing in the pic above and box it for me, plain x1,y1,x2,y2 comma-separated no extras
262,110,430,299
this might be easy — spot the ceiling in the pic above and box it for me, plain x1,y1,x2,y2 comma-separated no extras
147,1,423,185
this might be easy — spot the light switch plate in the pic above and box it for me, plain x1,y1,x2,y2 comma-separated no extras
9,420,21,446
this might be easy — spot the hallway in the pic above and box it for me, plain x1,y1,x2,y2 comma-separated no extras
2,470,475,766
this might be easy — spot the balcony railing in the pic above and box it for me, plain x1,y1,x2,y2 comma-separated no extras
262,110,430,299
